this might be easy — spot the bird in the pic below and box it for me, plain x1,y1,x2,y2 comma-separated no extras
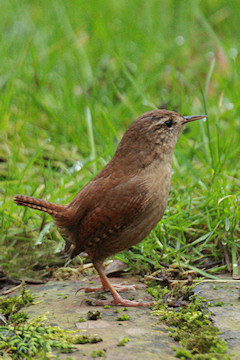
14,109,207,306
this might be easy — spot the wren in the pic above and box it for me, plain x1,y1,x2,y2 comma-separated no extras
14,110,207,306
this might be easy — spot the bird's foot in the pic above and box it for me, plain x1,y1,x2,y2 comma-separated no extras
78,282,146,294
88,293,153,307
112,283,147,292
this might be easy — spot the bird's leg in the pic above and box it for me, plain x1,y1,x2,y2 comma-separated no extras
82,279,146,294
79,276,109,294
87,262,153,307
77,268,147,294
78,262,147,294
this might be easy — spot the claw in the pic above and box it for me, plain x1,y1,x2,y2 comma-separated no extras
76,282,146,295
78,262,153,307
89,294,153,307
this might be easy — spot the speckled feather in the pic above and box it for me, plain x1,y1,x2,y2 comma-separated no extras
65,178,149,261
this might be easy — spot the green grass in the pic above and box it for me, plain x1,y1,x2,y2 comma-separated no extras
0,0,239,279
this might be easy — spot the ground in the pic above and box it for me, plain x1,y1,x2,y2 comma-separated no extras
20,275,240,359
195,279,240,360
25,278,175,359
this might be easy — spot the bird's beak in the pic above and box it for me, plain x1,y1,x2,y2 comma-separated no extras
183,115,207,124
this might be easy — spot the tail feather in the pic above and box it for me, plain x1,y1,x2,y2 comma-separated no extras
14,195,65,218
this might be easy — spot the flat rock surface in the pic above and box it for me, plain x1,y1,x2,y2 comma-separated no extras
195,278,240,360
25,278,176,359
23,276,240,359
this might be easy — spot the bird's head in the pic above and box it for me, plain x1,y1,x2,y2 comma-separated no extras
113,109,207,172
117,110,207,156
141,109,207,151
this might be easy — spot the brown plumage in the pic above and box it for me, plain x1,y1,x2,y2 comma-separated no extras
14,109,206,306
14,195,65,217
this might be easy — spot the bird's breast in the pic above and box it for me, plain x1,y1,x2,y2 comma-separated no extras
101,161,173,256
143,160,172,207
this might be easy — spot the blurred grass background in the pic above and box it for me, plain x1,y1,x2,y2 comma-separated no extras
0,0,239,279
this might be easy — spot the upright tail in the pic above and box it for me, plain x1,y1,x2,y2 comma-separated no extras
14,195,65,218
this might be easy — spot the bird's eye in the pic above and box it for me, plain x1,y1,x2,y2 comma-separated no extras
164,119,173,128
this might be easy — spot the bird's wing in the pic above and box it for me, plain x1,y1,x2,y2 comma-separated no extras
70,177,149,255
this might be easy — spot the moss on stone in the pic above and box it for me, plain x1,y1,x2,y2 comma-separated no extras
116,314,130,321
0,287,34,319
0,288,102,359
148,282,230,359
91,349,106,358
117,336,130,346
